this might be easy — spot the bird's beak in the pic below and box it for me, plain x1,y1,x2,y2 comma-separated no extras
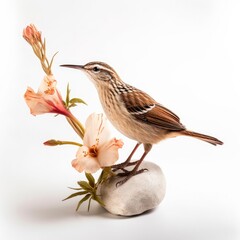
60,64,84,70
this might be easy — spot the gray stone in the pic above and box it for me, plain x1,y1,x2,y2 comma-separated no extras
99,161,166,216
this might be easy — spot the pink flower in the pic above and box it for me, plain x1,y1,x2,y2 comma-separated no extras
24,75,70,116
23,24,41,45
72,113,124,173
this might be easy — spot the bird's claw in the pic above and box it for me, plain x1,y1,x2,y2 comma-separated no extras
111,160,139,172
115,168,148,187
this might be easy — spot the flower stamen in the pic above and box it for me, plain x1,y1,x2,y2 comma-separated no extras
72,113,123,173
88,145,98,158
83,150,88,157
44,87,55,95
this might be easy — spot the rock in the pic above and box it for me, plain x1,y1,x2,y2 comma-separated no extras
99,161,166,216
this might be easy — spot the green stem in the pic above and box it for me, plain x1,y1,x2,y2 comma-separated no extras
57,140,83,147
66,112,85,139
44,139,83,147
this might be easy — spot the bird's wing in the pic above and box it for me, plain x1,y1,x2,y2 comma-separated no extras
121,90,185,131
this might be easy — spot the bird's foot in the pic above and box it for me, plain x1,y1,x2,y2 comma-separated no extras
111,160,139,172
116,168,148,187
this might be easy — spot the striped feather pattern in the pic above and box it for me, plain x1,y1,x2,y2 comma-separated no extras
120,88,186,131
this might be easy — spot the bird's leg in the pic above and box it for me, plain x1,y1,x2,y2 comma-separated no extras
116,144,152,187
111,142,141,171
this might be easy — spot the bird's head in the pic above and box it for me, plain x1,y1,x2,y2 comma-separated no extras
61,61,121,88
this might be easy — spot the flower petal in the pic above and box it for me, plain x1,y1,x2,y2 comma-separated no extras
83,113,111,147
38,75,57,96
72,146,101,173
24,75,70,117
23,24,41,45
98,138,124,167
24,87,53,115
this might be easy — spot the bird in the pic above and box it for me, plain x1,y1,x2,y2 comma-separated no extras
61,62,223,185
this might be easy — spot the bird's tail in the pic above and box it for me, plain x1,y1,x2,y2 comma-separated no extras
181,130,223,146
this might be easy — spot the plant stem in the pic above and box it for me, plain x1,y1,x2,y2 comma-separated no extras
57,140,83,147
66,112,85,139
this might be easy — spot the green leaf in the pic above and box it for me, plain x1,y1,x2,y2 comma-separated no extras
97,167,113,184
87,197,92,212
69,98,87,105
77,181,92,191
69,103,77,108
62,190,88,201
92,195,105,207
85,172,95,188
68,187,83,191
76,194,91,211
49,51,58,70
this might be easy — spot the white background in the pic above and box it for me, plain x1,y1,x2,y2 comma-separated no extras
0,0,240,239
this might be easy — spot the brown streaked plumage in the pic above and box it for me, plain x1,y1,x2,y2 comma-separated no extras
61,62,223,186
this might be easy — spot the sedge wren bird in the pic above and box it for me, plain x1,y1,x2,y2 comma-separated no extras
61,62,223,185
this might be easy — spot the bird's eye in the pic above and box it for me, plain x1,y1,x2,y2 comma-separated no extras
92,66,100,72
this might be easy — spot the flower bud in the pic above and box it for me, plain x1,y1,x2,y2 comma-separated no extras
44,139,60,146
23,24,41,45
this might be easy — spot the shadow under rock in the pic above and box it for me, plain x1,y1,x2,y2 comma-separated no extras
16,195,155,222
17,201,102,222
16,195,130,222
